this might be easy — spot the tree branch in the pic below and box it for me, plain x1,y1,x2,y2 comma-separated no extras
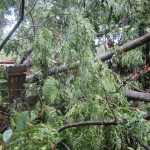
99,33,150,61
58,120,128,133
129,133,150,150
0,0,25,51
48,60,80,76
144,114,150,120
20,44,34,64
124,89,150,102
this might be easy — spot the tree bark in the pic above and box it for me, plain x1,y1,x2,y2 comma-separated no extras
48,60,80,76
20,44,34,64
124,89,150,102
99,32,150,61
26,61,80,82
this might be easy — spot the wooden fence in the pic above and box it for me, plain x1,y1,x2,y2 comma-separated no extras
6,66,27,102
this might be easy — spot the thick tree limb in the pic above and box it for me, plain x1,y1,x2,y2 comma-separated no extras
0,0,25,51
20,44,34,64
124,89,150,102
48,60,80,76
99,52,114,62
26,61,80,83
118,33,150,52
58,120,128,133
99,33,150,61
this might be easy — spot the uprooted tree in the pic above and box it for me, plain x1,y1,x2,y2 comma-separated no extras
0,0,150,150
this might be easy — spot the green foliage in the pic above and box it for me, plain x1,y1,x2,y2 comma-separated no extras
0,0,150,149
0,66,8,101
14,111,30,132
43,77,60,104
120,50,144,70
3,125,59,150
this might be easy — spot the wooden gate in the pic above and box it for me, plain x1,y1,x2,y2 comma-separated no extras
6,66,27,102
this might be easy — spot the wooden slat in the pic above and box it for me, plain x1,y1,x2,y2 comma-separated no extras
6,66,27,102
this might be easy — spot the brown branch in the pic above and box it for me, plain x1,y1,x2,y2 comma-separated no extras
124,89,150,102
129,106,150,110
0,0,25,51
118,33,150,52
60,142,71,150
20,44,34,64
129,133,150,150
99,33,150,61
144,114,150,120
25,61,80,83
24,2,36,37
58,120,128,133
48,60,80,76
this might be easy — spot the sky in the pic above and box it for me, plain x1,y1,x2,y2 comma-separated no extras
4,9,16,35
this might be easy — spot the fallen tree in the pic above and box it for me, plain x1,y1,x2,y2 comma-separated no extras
22,32,150,67
25,63,150,103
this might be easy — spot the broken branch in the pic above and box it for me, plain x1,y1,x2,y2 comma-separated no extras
99,33,150,61
124,89,150,102
58,120,128,133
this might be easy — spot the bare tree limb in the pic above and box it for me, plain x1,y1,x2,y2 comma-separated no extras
99,33,150,61
118,33,150,52
0,0,25,51
124,89,150,102
58,120,128,133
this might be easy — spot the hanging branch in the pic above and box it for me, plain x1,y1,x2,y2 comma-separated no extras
58,120,128,133
102,86,117,120
24,2,36,37
0,0,25,51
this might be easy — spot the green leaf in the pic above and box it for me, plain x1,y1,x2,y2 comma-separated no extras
2,129,13,143
15,111,29,132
